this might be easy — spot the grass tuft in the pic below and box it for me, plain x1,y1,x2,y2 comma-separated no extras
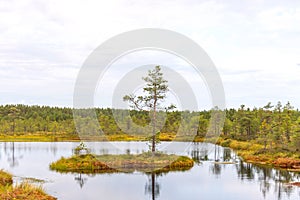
0,170,56,200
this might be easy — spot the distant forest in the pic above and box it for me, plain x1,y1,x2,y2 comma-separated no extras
0,102,299,152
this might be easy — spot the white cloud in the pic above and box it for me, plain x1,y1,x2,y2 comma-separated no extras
257,7,300,32
0,0,300,108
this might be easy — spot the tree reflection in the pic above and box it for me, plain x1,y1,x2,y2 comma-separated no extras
236,161,255,181
210,163,222,178
234,160,300,199
50,143,57,156
74,173,88,188
190,142,209,163
145,173,161,200
258,167,272,198
214,144,221,161
7,142,23,167
189,143,300,199
222,148,232,162
274,170,295,200
191,148,202,164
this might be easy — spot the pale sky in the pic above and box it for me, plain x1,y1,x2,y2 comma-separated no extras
1,0,300,109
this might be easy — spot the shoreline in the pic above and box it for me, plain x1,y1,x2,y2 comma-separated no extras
1,133,300,172
0,170,56,200
216,138,300,172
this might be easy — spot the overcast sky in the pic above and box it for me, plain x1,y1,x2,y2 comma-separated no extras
0,0,300,109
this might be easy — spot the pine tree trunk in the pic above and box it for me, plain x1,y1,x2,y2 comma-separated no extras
152,91,157,153
152,105,156,153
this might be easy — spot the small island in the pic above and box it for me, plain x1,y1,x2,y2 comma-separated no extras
50,152,194,174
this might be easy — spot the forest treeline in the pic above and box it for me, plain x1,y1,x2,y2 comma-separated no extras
0,102,299,152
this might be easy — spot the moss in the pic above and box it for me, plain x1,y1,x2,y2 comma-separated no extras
50,153,194,174
219,139,232,147
158,133,176,141
0,170,13,186
0,133,81,142
272,158,300,169
0,133,149,142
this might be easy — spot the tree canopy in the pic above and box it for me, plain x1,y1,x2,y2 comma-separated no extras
0,101,299,153
123,66,172,152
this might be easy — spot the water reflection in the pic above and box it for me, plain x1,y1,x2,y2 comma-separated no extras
210,163,222,177
236,161,255,180
235,160,300,200
145,173,161,200
222,148,232,161
74,173,88,188
0,142,299,200
4,142,23,167
190,142,208,163
213,144,220,161
190,143,300,199
72,171,162,200
50,143,58,156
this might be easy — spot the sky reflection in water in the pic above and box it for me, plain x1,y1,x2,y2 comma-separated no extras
0,142,299,200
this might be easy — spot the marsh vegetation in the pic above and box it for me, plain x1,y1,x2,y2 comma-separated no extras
50,152,194,174
0,170,56,200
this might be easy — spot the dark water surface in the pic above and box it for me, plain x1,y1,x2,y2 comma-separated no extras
0,142,299,200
